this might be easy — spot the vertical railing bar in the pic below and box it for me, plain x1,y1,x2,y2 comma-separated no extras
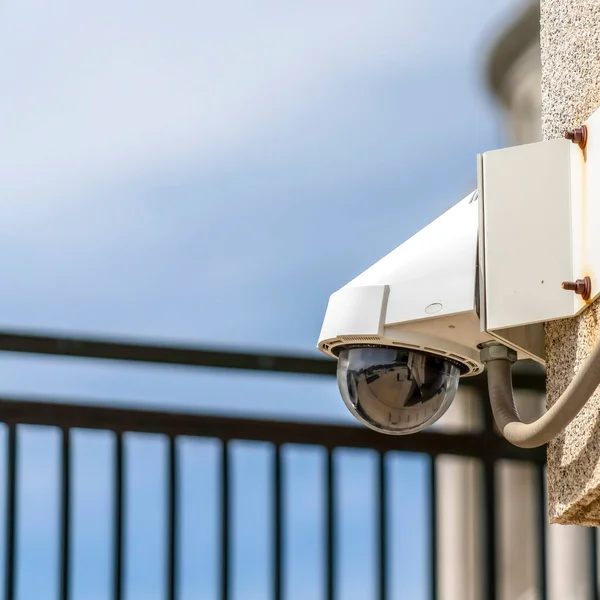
221,440,230,600
114,431,124,600
481,382,495,434
537,465,548,600
167,436,178,600
273,444,283,600
483,458,497,600
60,428,71,600
378,451,388,600
4,422,17,600
325,448,335,600
589,524,598,600
429,457,438,600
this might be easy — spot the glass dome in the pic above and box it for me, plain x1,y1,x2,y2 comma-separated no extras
337,346,461,435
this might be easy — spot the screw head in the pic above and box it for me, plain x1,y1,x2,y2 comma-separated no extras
565,125,588,150
562,276,592,301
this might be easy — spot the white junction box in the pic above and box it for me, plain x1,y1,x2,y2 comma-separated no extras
478,107,600,364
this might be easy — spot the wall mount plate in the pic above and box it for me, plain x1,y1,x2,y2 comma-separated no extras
478,107,600,364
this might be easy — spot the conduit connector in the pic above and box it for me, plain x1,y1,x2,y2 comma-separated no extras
479,341,517,364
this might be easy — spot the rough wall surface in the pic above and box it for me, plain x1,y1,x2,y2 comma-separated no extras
541,0,600,524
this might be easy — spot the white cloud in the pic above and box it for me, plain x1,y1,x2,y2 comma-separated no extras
0,0,429,197
0,0,524,200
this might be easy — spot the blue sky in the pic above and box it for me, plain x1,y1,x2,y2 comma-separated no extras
0,0,530,597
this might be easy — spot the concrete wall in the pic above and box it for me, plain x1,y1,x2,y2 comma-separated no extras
484,3,595,597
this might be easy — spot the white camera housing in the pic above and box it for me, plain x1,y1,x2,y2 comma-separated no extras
318,106,600,436
318,191,492,377
318,192,493,434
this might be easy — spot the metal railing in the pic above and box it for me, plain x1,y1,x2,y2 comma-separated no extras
0,329,574,600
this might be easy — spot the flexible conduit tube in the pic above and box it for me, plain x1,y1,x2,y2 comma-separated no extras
486,341,600,448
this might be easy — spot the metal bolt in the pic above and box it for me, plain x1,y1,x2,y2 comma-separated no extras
562,276,592,301
565,125,588,150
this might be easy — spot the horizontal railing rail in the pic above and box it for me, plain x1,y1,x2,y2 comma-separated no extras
0,329,546,391
0,395,544,463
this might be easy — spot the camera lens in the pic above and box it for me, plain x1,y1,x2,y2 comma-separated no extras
337,347,460,435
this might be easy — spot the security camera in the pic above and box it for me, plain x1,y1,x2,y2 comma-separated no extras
318,191,494,435
318,111,600,447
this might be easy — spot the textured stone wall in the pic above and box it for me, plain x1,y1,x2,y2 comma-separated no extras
541,0,600,524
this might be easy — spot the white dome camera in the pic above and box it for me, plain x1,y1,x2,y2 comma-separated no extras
318,191,490,435
318,112,600,447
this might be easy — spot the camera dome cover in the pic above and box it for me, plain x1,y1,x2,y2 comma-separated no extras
337,347,460,435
